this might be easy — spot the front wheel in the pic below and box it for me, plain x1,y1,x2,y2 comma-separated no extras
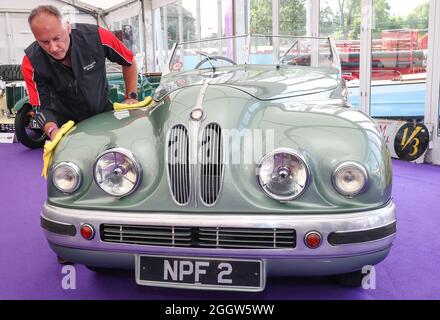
334,270,365,287
86,266,114,273
14,104,46,149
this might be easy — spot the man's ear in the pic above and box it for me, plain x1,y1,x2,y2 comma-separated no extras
66,21,72,34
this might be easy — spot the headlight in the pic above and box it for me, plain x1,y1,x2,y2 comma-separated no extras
94,148,141,197
256,148,310,201
52,162,81,194
332,161,368,197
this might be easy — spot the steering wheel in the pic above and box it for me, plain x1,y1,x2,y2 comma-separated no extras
195,56,236,69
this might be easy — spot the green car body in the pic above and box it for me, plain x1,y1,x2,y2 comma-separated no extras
41,36,396,291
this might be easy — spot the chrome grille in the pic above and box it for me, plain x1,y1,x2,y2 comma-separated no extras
198,227,296,248
101,224,296,249
200,123,224,205
101,225,192,246
167,125,190,205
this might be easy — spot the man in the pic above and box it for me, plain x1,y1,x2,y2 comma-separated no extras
22,5,139,141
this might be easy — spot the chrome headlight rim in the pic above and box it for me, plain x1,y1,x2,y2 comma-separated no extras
332,161,368,197
52,161,81,194
256,148,311,201
93,147,142,197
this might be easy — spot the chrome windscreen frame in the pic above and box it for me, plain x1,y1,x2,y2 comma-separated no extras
163,34,339,77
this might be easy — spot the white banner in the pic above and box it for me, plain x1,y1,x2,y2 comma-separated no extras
0,132,15,144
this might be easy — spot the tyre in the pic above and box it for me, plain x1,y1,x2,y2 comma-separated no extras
14,104,46,149
334,270,365,287
0,64,23,81
86,266,114,273
57,256,73,265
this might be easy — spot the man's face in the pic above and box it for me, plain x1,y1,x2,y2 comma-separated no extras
30,13,71,60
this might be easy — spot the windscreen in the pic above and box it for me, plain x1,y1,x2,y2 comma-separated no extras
168,35,336,73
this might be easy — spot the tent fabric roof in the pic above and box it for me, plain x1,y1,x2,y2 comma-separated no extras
79,0,126,10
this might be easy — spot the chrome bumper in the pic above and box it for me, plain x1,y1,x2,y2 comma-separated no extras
41,201,396,276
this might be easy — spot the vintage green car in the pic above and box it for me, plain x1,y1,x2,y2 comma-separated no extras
40,35,396,291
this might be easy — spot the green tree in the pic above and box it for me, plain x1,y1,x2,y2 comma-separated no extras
279,0,306,35
406,2,429,29
320,5,338,36
250,0,306,35
250,0,273,34
331,0,399,40
165,5,197,48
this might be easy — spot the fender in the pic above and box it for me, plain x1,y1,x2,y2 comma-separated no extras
12,95,32,113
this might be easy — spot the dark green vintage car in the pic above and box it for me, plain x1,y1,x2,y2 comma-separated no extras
41,35,396,291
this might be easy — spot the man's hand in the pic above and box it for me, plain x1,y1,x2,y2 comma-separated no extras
49,128,59,140
121,98,139,105
44,122,59,141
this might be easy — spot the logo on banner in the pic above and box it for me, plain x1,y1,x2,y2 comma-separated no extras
394,123,429,161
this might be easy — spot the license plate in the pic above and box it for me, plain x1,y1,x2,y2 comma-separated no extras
135,255,264,291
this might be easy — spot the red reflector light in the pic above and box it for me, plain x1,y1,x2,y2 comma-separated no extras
80,224,95,240
305,231,322,249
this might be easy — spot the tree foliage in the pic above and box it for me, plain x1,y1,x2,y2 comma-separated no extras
250,0,273,34
247,0,430,40
250,0,306,35
165,4,197,48
406,2,429,30
279,0,306,35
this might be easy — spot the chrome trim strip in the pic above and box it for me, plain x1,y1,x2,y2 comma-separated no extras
194,80,210,111
189,79,211,208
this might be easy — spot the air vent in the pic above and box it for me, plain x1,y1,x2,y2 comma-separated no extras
167,125,190,205
198,227,296,248
101,224,296,249
101,224,192,246
200,123,223,205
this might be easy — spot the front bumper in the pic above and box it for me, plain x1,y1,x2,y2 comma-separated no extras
41,200,396,277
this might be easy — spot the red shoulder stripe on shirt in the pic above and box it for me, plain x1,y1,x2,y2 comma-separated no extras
98,27,134,64
21,55,41,106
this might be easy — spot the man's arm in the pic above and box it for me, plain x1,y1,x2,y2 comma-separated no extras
122,59,138,104
22,55,59,140
98,27,139,104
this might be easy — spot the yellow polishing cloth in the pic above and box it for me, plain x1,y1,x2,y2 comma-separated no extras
113,96,153,111
42,120,75,179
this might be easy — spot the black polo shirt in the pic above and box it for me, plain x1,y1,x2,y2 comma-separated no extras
22,23,134,125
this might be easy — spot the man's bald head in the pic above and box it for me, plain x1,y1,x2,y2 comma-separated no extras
28,5,64,25
28,5,71,61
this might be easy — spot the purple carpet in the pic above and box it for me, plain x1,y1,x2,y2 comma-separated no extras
1,143,439,300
